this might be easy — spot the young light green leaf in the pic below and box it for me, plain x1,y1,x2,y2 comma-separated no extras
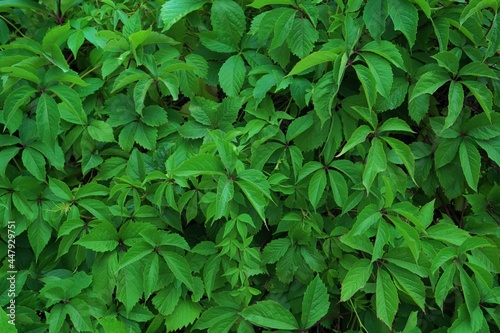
376,268,399,328
240,300,299,330
301,275,330,329
459,139,481,191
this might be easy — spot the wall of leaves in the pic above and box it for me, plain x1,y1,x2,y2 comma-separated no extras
0,0,499,332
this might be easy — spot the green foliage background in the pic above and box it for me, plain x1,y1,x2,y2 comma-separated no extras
0,0,499,332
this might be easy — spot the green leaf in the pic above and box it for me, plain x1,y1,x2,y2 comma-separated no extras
28,217,52,261
118,241,153,270
354,64,377,109
308,170,327,210
435,263,456,310
75,220,119,252
270,8,296,51
458,62,498,79
194,307,238,331
165,300,202,332
386,264,425,311
36,93,60,147
240,300,299,330
408,93,429,124
153,286,181,316
100,317,127,333
328,170,348,208
236,179,267,222
22,147,46,181
388,0,418,47
340,259,372,301
134,78,153,114
459,139,481,191
3,85,37,133
263,238,291,264
215,174,234,220
461,80,493,121
382,137,416,184
88,120,115,142
161,0,209,31
410,71,450,102
171,154,225,176
48,85,87,125
444,81,464,130
388,215,421,262
363,137,387,192
219,54,246,97
212,0,246,37
431,247,457,275
434,138,461,169
376,268,398,328
363,0,388,40
286,113,314,141
336,125,372,157
199,31,238,53
248,0,293,8
287,18,319,58
459,266,480,317
378,118,414,134
288,50,339,76
161,250,194,291
349,204,383,236
116,261,143,312
301,275,330,329
362,53,393,100
432,51,459,74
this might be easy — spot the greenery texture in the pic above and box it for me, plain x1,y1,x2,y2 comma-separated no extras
0,0,499,332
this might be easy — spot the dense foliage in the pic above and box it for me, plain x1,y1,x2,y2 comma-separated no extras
0,0,499,332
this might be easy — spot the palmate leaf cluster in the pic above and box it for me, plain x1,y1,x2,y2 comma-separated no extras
0,0,499,332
